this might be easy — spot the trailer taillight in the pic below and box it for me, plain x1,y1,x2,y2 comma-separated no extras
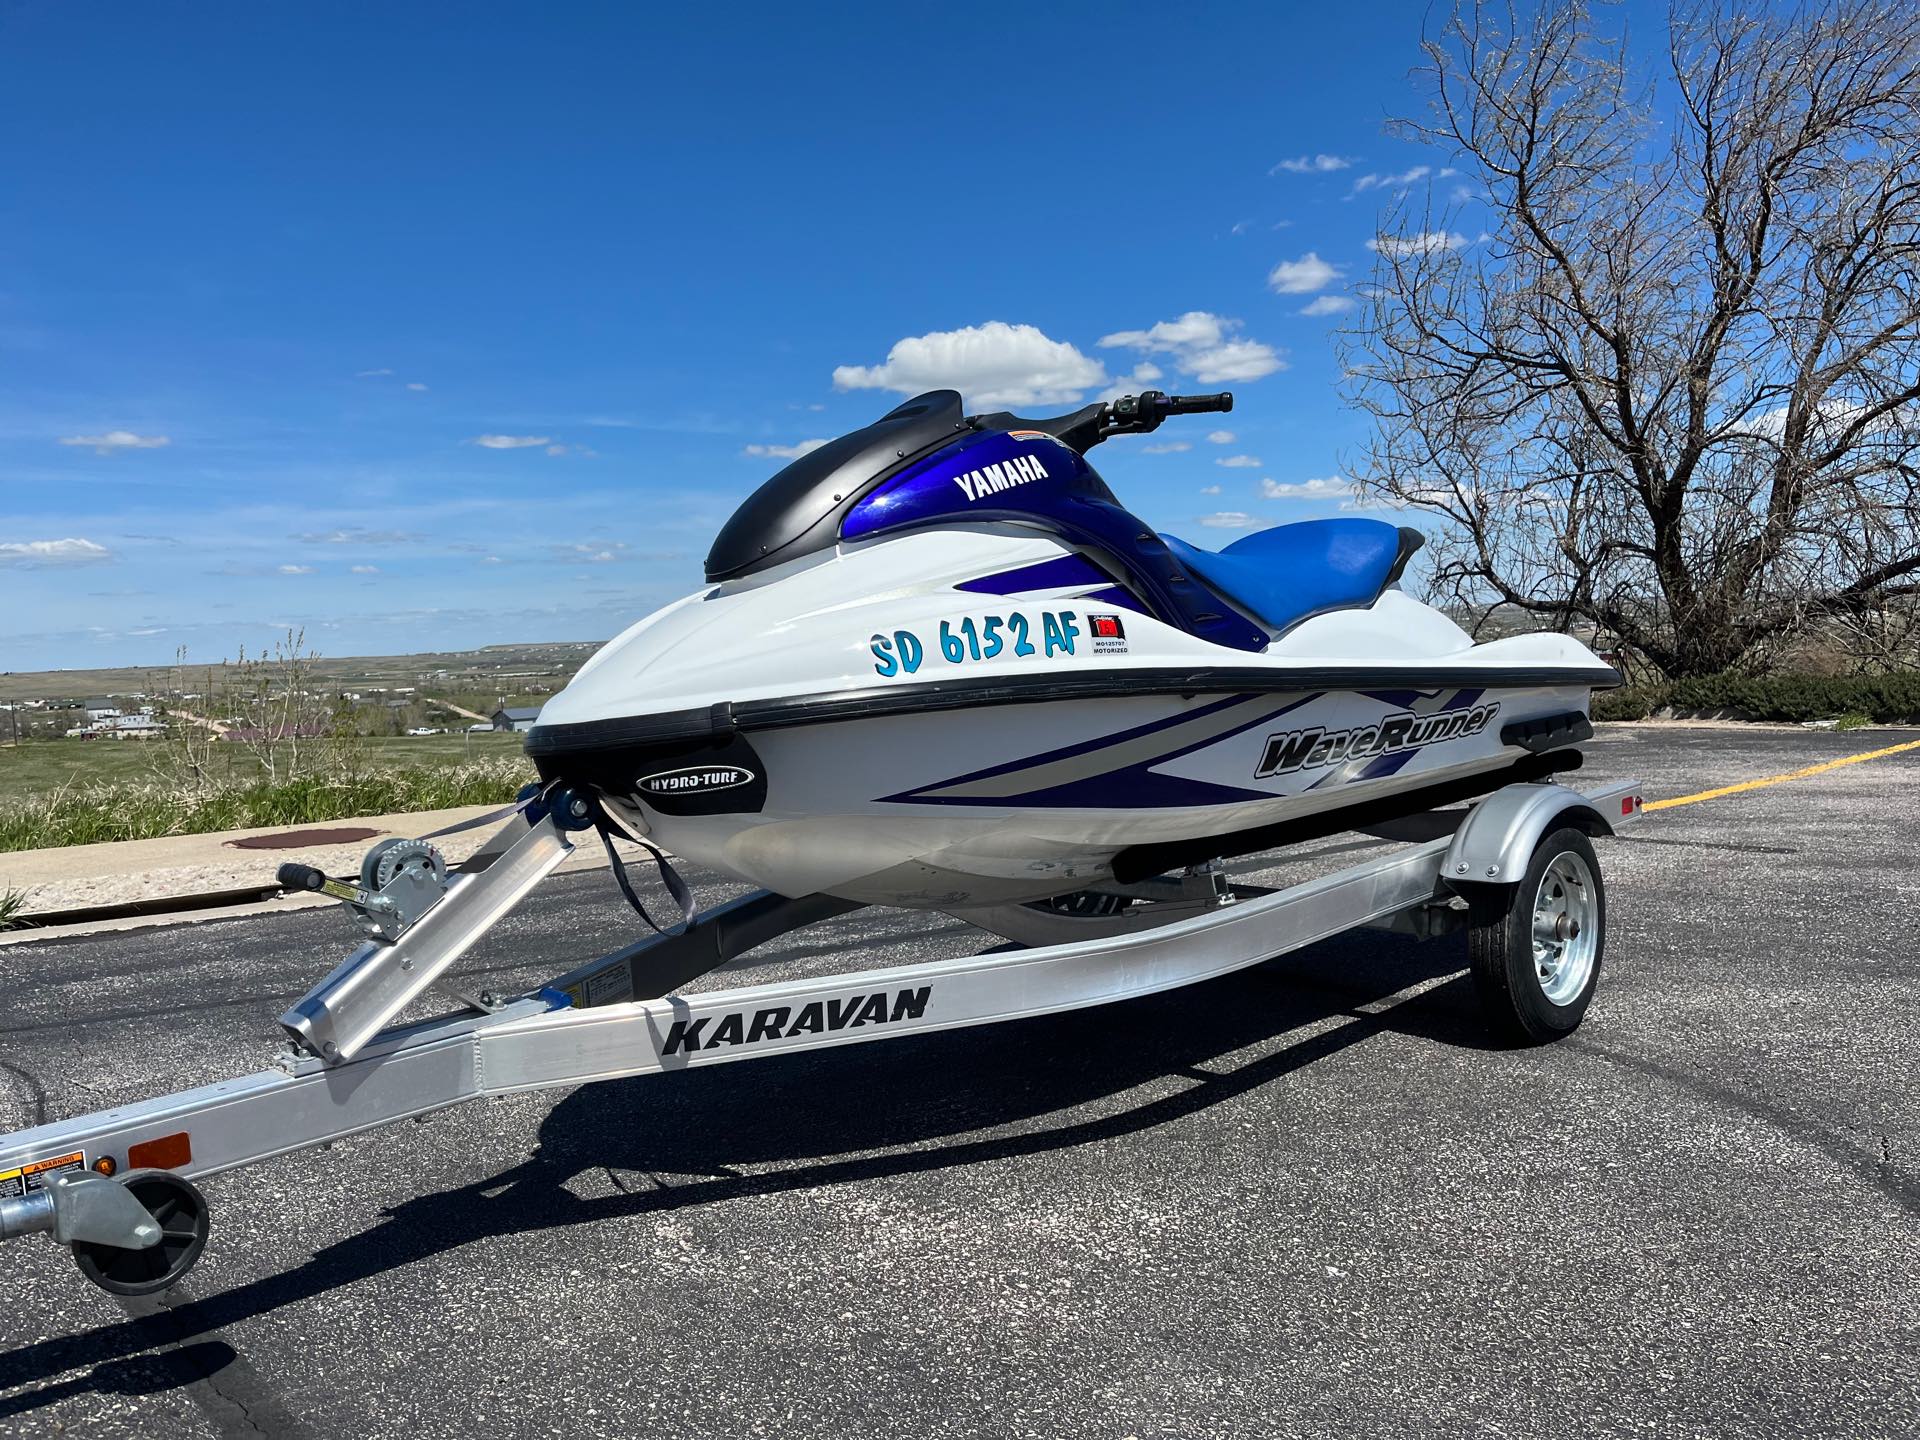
92,1156,116,1176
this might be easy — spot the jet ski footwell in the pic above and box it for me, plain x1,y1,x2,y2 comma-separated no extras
0,777,1641,1298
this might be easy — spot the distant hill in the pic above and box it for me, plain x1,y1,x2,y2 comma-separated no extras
0,640,604,704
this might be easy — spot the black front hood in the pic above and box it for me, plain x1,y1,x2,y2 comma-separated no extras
705,390,967,582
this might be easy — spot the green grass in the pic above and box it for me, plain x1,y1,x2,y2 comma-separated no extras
0,756,537,852
0,732,527,806
0,732,538,852
0,889,27,930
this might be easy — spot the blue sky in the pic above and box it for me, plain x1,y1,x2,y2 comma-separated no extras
4,1,1525,672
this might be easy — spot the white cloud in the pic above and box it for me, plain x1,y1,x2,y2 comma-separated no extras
1200,484,1222,495
1262,476,1354,500
277,564,315,575
833,321,1106,407
1299,294,1357,316
59,430,169,455
1206,430,1236,445
1198,512,1260,528
0,537,112,567
293,527,420,544
484,555,503,564
1099,311,1285,384
1098,361,1166,403
406,382,429,392
354,368,394,378
1141,440,1192,454
1267,252,1342,294
1351,165,1432,195
554,541,628,565
470,434,552,449
1216,454,1261,468
744,439,831,460
351,564,379,574
1368,230,1468,257
1271,154,1356,175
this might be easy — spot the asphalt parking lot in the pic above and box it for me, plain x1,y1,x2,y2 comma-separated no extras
1,723,1915,1439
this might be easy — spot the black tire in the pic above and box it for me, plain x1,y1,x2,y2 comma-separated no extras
1467,826,1606,1046
71,1171,211,1296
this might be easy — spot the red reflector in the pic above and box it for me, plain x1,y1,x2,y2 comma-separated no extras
128,1132,192,1171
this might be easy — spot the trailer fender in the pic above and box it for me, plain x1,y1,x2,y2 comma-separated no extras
1443,782,1614,887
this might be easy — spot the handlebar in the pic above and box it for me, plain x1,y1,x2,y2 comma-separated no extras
982,389,1235,454
1093,389,1232,445
1156,392,1234,416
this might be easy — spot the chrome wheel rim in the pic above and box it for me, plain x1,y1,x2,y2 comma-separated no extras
1530,850,1598,1006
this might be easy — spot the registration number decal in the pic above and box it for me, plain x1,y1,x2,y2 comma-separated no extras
871,610,1081,677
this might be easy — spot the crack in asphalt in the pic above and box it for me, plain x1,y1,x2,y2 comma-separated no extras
117,1292,314,1440
1572,1040,1920,1215
0,1053,49,1126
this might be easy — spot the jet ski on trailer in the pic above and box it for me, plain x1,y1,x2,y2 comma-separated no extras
526,389,1617,908
0,389,1643,1300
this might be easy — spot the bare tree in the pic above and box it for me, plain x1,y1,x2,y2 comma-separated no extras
1342,0,1920,676
227,629,335,786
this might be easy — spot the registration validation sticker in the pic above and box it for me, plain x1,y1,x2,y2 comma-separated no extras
0,1150,86,1199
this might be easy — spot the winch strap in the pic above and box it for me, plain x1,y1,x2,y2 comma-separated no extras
599,825,698,937
416,789,545,842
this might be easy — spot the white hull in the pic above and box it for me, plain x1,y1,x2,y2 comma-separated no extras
608,682,1587,907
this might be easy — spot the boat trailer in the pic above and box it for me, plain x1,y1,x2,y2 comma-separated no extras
0,777,1641,1296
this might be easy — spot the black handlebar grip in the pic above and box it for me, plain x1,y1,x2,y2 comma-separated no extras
277,862,328,892
1162,392,1233,414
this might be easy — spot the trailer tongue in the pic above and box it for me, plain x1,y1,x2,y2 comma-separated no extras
0,779,1641,1297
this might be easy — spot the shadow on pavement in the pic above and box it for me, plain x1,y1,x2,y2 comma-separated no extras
0,927,1490,1400
0,1341,236,1420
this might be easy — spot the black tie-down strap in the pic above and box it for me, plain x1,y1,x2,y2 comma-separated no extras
598,824,698,937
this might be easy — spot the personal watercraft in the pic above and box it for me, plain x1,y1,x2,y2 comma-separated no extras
527,389,1617,909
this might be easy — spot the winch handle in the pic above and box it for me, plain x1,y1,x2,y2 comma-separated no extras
278,862,328,892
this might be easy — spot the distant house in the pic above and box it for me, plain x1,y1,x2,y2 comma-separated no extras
101,714,166,740
491,706,542,732
84,698,120,722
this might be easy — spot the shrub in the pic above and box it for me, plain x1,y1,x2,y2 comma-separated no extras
1593,671,1920,724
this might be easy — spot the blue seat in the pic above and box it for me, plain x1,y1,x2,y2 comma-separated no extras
1160,518,1421,636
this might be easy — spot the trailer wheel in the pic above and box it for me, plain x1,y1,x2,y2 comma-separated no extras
1467,826,1606,1045
71,1171,211,1296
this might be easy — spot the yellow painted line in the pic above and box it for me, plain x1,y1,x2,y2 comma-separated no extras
1644,735,1920,811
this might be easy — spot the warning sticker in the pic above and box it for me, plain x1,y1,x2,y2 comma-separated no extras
563,967,634,1010
0,1150,86,1199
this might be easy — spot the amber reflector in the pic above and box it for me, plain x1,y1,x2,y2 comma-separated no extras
127,1132,192,1170
92,1156,117,1176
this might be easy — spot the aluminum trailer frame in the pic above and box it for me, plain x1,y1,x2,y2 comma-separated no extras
0,777,1641,1295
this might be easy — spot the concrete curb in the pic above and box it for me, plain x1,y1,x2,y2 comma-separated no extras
0,807,664,944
